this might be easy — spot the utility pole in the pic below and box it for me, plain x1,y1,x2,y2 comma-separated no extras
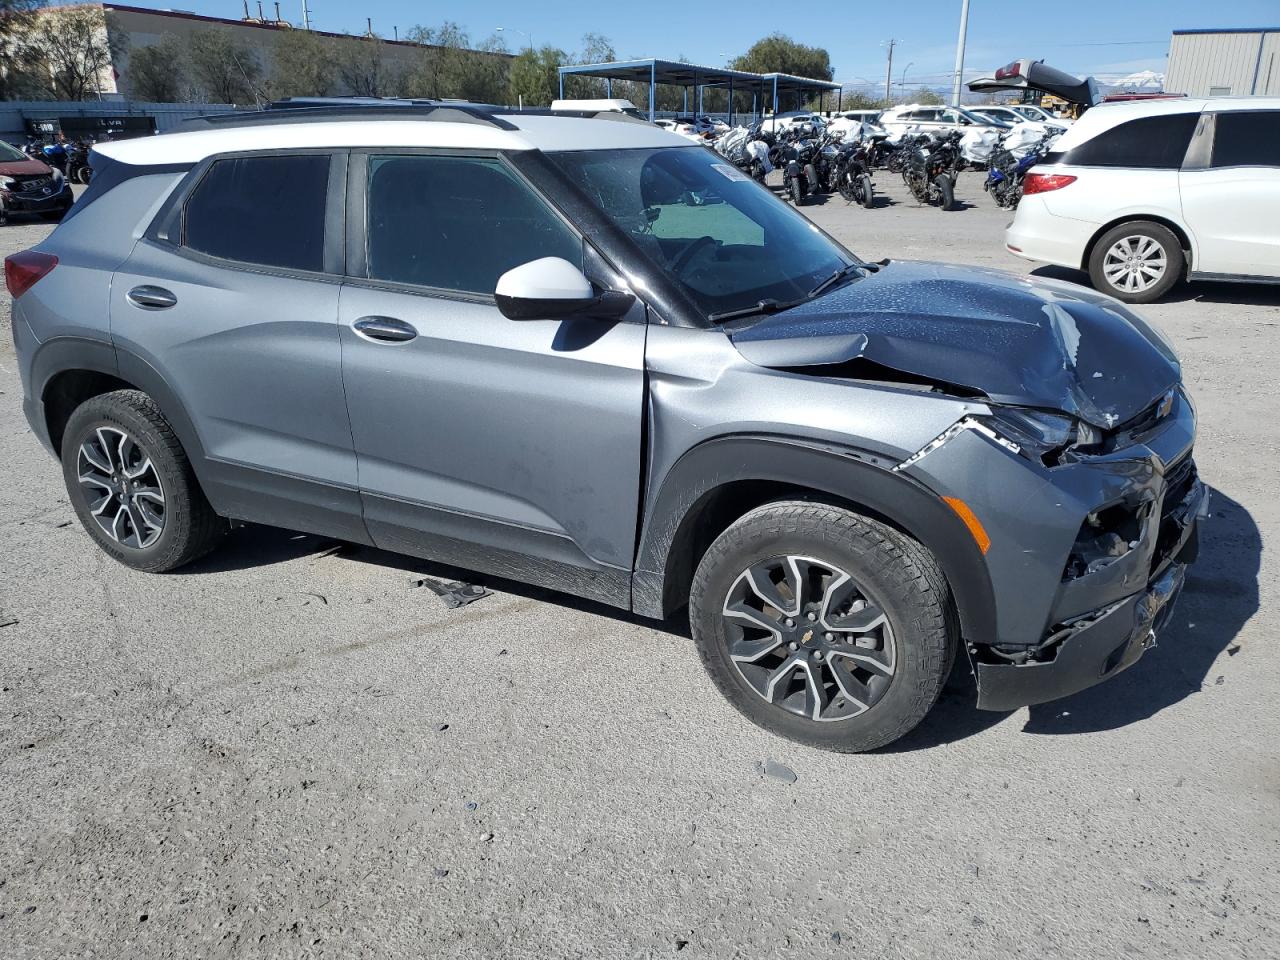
883,39,897,105
301,0,311,30
951,0,971,106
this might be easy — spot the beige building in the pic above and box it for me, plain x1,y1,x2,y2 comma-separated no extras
1165,28,1280,97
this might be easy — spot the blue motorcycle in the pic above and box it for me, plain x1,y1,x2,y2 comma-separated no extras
984,131,1056,209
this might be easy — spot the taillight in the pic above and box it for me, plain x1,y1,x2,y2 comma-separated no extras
4,250,58,298
1022,173,1077,196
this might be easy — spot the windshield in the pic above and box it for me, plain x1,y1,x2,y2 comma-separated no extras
0,140,28,163
550,146,855,319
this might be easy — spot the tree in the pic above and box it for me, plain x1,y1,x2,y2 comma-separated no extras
23,5,113,100
335,33,401,97
404,21,508,103
270,27,336,99
730,34,832,82
913,86,944,106
187,27,264,104
507,45,564,107
126,35,185,102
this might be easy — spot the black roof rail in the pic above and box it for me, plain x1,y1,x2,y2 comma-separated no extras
179,102,520,131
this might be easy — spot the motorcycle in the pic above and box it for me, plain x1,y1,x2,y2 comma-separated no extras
713,123,774,183
901,130,963,211
65,139,94,185
984,127,1060,209
777,122,822,205
828,135,876,208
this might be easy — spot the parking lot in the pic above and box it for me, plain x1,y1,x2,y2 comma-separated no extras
2,177,1277,958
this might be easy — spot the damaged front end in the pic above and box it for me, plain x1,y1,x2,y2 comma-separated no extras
725,258,1204,711
893,386,1206,711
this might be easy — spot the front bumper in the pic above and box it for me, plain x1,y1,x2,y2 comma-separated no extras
974,477,1206,711
1,180,72,213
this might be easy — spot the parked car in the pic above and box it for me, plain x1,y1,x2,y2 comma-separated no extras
879,104,1009,135
766,111,827,134
7,103,1203,752
550,98,646,119
1006,96,1280,302
971,105,1069,133
0,139,74,224
1007,103,1071,126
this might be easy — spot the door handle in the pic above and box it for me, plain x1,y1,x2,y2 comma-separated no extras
126,285,177,310
353,315,418,343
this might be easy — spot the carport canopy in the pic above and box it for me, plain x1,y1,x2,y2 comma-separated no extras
556,58,843,123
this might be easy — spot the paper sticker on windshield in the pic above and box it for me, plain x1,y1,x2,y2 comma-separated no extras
711,163,751,182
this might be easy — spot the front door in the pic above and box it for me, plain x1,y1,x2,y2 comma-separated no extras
337,152,647,606
1180,110,1280,277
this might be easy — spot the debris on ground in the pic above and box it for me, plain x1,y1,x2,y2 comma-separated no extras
299,592,328,606
755,759,798,784
308,543,345,563
412,577,492,608
0,618,17,629
1228,645,1241,656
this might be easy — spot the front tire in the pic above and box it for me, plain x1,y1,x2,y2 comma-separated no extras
61,390,227,572
689,502,956,753
1088,220,1184,304
788,176,804,205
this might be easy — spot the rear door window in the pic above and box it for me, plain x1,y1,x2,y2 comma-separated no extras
1060,113,1198,169
182,154,330,272
1211,111,1280,168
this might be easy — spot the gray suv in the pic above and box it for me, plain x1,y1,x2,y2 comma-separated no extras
7,104,1205,752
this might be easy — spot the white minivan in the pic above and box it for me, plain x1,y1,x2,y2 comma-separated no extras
1006,97,1280,302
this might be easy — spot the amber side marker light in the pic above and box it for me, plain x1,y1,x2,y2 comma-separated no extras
942,496,992,555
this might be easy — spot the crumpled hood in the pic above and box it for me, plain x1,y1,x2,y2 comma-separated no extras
728,260,1181,428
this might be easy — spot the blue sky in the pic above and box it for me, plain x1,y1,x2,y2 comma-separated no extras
126,1,1278,89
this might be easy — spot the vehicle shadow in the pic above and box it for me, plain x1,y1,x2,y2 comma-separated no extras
1031,265,1280,307
180,487,1257,750
885,485,1259,750
176,523,692,638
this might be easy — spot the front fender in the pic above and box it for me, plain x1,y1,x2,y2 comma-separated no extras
631,434,997,644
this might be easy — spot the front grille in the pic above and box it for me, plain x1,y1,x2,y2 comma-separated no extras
12,175,54,194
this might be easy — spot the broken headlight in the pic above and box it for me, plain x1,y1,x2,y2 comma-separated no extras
983,407,1099,465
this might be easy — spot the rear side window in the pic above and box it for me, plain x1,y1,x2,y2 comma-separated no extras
1059,113,1198,169
1211,111,1280,167
183,155,329,271
362,154,580,295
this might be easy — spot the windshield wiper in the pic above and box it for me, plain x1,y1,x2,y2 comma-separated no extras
807,262,869,299
707,297,806,323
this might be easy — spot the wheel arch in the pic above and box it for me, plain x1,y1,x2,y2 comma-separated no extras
34,339,208,471
1081,214,1195,274
631,435,997,644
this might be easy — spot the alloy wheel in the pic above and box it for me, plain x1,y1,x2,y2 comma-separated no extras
77,426,166,548
1103,235,1167,293
721,555,897,722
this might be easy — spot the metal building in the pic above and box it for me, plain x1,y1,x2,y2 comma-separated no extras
1165,28,1280,96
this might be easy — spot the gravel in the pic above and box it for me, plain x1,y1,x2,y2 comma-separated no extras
1,177,1277,958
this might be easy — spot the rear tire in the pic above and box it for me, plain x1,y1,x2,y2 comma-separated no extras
689,501,956,753
61,390,227,572
935,174,955,211
859,174,874,209
1088,220,1184,304
788,176,804,205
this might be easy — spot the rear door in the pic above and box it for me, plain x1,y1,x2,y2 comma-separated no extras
111,151,365,540
1180,109,1280,277
336,151,647,605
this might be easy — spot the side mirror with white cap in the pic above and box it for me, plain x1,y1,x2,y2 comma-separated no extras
494,257,635,321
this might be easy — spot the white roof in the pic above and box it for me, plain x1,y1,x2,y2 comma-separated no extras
1050,96,1280,154
96,113,694,166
